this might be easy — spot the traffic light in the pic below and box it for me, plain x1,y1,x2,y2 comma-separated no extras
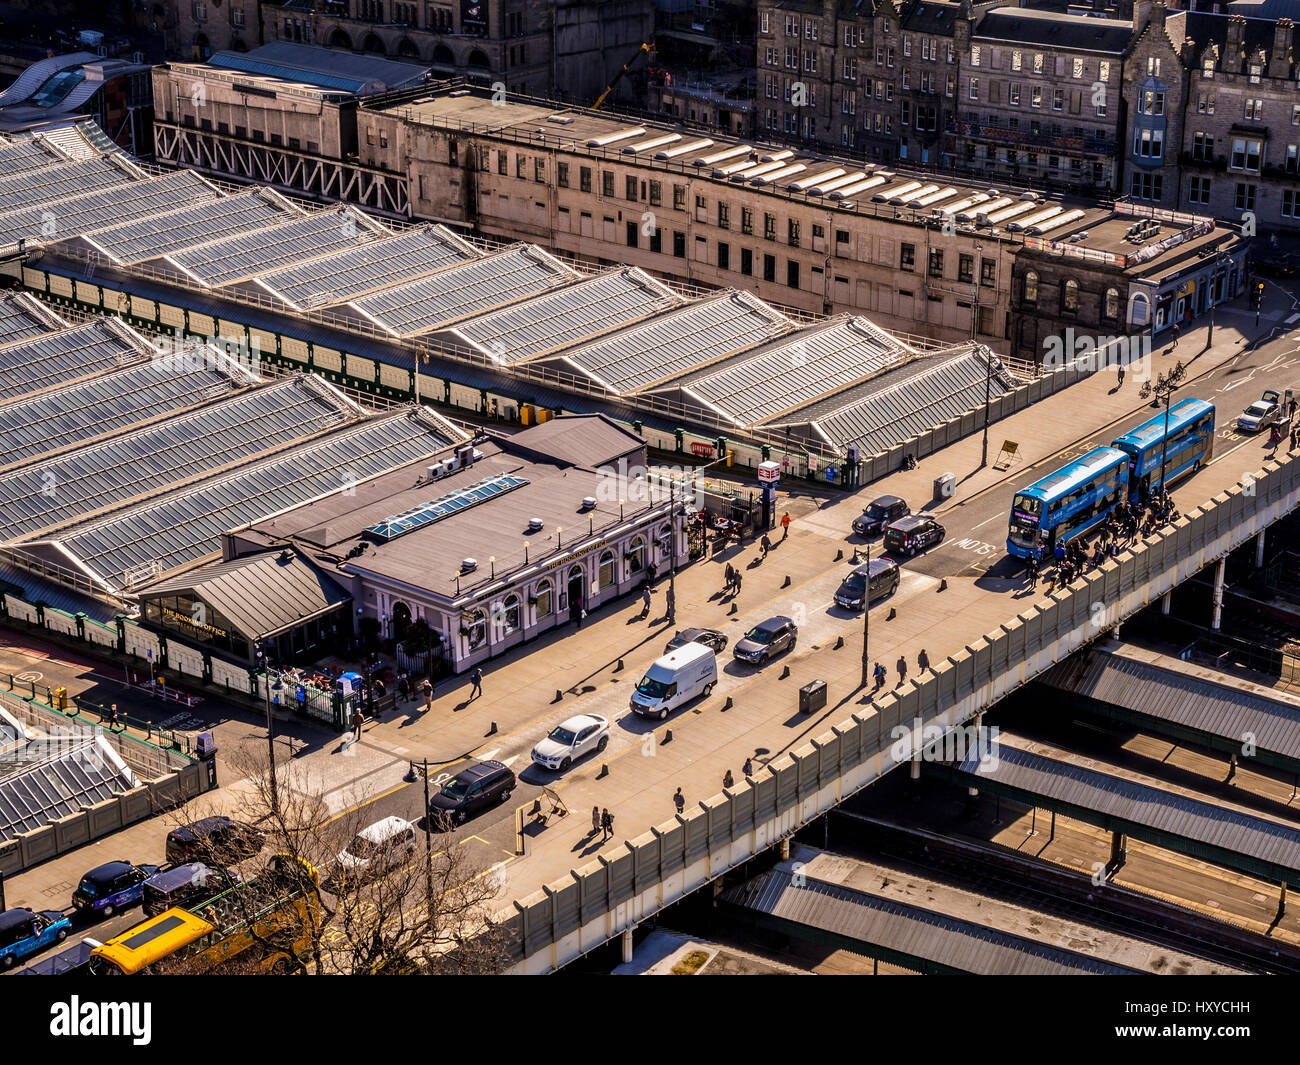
1252,282,1264,307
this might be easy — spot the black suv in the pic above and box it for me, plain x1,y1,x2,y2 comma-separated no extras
732,616,798,666
834,558,901,610
428,760,516,826
884,515,946,557
852,495,909,538
166,816,266,865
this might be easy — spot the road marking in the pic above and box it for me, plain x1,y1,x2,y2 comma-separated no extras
971,515,1001,530
1285,313,1300,325
478,748,500,760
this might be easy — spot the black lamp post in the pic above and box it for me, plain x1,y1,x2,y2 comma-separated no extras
859,539,871,690
1139,361,1186,507
254,641,280,818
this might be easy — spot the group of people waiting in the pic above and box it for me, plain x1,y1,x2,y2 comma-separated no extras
1025,497,1180,590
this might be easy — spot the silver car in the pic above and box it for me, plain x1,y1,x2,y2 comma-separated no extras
531,713,610,771
1237,398,1280,433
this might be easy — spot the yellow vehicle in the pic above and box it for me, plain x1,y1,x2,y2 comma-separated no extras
88,855,320,975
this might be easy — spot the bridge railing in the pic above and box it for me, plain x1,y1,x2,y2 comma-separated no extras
495,449,1300,972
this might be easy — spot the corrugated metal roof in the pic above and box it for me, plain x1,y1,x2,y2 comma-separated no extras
956,742,1300,871
162,206,389,288
550,290,791,396
1039,650,1300,764
0,155,127,213
0,377,358,543
0,736,136,840
25,410,455,593
677,316,910,426
208,43,430,95
723,864,1138,974
81,190,297,266
347,245,576,337
0,319,144,403
253,224,480,310
0,355,254,471
141,549,350,639
772,348,1014,453
451,267,682,363
0,555,123,622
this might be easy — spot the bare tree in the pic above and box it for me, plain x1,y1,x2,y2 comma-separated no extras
160,744,514,975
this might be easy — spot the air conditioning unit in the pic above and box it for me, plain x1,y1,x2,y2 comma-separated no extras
461,558,477,572
581,496,597,510
426,461,445,480
527,518,544,532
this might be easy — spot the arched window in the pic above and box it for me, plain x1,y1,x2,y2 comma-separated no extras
626,536,646,576
462,608,486,650
329,28,352,49
431,43,455,69
1023,270,1038,304
1104,287,1120,320
598,549,616,589
467,49,490,70
1062,279,1079,313
499,594,521,635
230,38,248,52
396,37,419,59
1129,291,1150,326
193,33,210,59
533,579,553,618
362,33,386,55
391,601,412,640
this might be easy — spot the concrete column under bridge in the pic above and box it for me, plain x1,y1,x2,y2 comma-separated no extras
1161,591,1171,615
1257,530,1267,568
1211,557,1226,631
1109,830,1127,873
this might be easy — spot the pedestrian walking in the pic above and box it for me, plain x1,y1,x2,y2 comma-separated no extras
470,666,483,699
109,704,121,730
724,562,736,591
918,648,930,673
1046,569,1058,594
896,655,908,685
421,678,433,709
398,674,409,701
723,769,735,788
781,512,792,539
873,662,887,689
743,756,753,777
351,706,364,741
760,533,772,558
591,805,601,836
1054,540,1067,565
673,787,685,815
1027,555,1038,588
1289,396,1297,421
1227,753,1237,784
1291,421,1298,451
1117,362,1126,387
600,808,614,842
666,586,676,619
640,585,651,618
733,570,743,595
1172,322,1180,348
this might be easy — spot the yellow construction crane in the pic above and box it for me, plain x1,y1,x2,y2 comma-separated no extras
592,42,652,110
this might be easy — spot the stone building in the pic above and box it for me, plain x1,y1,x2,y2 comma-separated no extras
168,0,260,57
1123,3,1300,234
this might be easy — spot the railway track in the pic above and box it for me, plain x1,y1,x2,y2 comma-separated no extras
825,810,1300,975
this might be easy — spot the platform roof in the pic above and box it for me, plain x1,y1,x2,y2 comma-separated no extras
0,318,146,404
0,291,65,346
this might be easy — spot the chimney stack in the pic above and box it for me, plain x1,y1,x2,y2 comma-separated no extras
1226,13,1246,71
1270,17,1294,80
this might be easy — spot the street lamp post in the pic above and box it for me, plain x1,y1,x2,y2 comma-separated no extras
1206,245,1226,349
1139,361,1186,508
859,539,871,690
979,344,995,469
254,643,280,818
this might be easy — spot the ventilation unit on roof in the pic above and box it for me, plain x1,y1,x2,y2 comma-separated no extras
461,558,477,572
449,89,470,97
581,496,597,510
547,115,575,125
527,518,544,533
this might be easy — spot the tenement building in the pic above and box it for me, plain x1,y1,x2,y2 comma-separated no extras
1123,4,1300,234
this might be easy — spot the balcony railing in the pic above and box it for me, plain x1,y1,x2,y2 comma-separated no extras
944,117,1115,155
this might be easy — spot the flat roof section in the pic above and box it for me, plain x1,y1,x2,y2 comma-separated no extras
79,189,300,266
206,42,431,96
551,290,793,397
0,354,257,472
1039,646,1300,771
0,319,145,405
0,375,363,543
346,244,578,337
17,409,460,594
252,224,481,311
952,739,1300,880
160,206,389,289
722,851,1143,975
449,267,682,364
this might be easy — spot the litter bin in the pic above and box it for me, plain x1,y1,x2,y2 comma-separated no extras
934,471,956,499
798,679,827,714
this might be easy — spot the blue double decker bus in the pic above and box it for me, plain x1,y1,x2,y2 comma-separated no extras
1006,446,1129,560
1110,398,1215,504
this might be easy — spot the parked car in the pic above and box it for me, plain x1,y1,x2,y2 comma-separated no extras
732,616,798,666
165,816,265,866
834,557,902,610
0,907,70,969
1237,390,1282,433
142,862,221,917
72,860,160,918
663,627,728,655
1254,253,1296,278
531,713,610,771
852,495,910,538
335,817,417,883
630,643,718,719
428,760,516,826
883,515,946,557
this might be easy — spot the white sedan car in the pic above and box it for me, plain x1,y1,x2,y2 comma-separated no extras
531,713,610,771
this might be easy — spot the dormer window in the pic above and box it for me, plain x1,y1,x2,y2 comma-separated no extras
1202,58,1214,79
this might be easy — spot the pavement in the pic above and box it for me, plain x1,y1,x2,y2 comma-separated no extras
5,280,1300,954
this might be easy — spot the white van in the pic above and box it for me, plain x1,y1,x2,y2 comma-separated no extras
630,643,718,719
335,816,417,882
